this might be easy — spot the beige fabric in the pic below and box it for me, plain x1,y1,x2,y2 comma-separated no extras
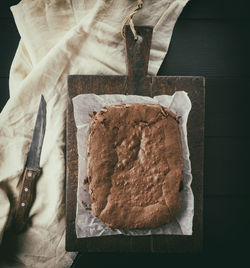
0,0,189,267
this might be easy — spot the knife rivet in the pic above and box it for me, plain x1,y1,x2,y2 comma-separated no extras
24,187,29,192
27,171,32,177
21,202,25,207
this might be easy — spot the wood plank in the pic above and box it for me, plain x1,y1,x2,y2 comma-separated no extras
70,196,250,267
2,64,250,141
2,77,250,140
125,26,152,96
0,78,9,112
158,20,250,77
0,1,20,18
2,0,250,20
204,137,250,196
71,252,205,267
204,196,250,253
204,78,250,137
0,18,19,78
180,0,250,20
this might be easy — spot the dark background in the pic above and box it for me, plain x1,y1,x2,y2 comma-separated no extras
1,0,250,267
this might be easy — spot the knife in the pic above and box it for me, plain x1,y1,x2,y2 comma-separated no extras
13,95,46,233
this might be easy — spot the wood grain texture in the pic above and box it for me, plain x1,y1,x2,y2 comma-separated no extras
125,26,152,96
158,20,250,77
0,18,19,78
180,0,250,20
2,0,250,19
13,167,41,233
66,26,205,253
204,78,250,137
0,78,10,112
204,195,250,253
0,1,20,18
205,137,250,196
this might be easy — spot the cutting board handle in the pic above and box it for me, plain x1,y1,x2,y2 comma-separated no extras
125,26,153,95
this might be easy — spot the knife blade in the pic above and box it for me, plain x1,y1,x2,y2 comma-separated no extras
13,95,46,233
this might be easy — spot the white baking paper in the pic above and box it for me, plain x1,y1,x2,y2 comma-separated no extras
72,92,194,237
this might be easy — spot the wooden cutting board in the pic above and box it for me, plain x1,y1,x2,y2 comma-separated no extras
66,26,205,252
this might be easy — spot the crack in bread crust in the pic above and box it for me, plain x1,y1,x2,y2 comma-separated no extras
86,104,183,229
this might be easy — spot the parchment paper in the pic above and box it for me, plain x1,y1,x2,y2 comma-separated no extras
72,92,194,237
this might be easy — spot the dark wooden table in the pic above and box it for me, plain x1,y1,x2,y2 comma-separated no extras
1,0,250,266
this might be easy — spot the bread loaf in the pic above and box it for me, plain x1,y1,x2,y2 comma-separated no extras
86,104,183,229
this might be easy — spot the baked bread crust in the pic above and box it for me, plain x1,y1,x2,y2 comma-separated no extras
86,104,183,229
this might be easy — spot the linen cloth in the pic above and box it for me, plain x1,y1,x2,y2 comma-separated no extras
0,0,189,267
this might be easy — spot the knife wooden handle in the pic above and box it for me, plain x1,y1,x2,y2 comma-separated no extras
13,167,41,233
